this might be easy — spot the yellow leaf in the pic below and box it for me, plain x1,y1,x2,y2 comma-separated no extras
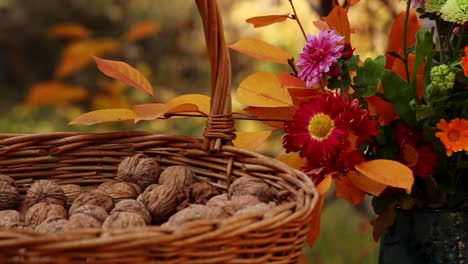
26,81,87,106
347,169,387,196
355,160,414,194
275,154,307,170
237,72,293,107
307,175,332,247
229,39,292,64
48,23,91,39
69,109,135,125
246,14,289,28
335,175,365,205
166,94,210,115
93,57,154,98
124,21,160,43
55,39,120,79
132,103,167,122
233,131,272,151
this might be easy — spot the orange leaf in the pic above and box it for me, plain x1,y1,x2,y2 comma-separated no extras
355,160,414,194
390,53,425,98
93,57,154,98
237,72,293,107
69,109,135,125
347,169,387,196
313,20,330,31
277,73,307,88
229,39,292,64
322,6,351,43
132,103,167,122
371,203,396,242
124,21,160,43
48,23,91,39
307,175,332,247
367,95,398,125
275,154,307,170
244,106,295,128
246,14,290,28
335,175,365,205
166,94,210,115
385,11,421,68
233,131,272,151
55,39,120,79
26,81,87,106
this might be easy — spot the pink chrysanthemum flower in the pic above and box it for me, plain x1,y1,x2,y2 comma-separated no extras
296,30,345,88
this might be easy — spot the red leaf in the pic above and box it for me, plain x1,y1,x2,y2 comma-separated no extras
322,6,351,43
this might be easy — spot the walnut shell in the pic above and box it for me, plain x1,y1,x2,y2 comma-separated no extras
206,194,228,207
0,210,21,228
111,200,151,224
116,154,161,189
61,184,82,208
25,203,67,227
96,181,142,203
158,165,195,191
163,204,225,229
102,212,146,230
69,190,114,215
221,195,262,216
35,218,70,233
234,202,276,216
228,176,274,203
176,182,222,211
69,214,102,229
70,205,108,223
0,174,17,188
137,184,178,223
0,180,21,210
24,180,66,207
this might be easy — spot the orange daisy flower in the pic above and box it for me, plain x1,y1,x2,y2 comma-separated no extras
462,46,468,77
435,118,468,156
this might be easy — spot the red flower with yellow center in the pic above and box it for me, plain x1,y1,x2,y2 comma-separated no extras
394,122,438,178
435,118,468,156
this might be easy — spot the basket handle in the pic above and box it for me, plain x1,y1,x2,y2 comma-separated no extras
195,0,235,152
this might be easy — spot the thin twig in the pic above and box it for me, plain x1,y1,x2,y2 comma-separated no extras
164,113,293,122
288,0,308,41
403,0,412,82
287,58,299,76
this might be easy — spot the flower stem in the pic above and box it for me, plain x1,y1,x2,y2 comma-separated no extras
403,0,412,82
288,0,307,41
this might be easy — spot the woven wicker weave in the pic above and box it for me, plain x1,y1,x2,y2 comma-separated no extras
0,1,318,263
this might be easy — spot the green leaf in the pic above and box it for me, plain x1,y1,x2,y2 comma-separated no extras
415,104,434,121
353,56,386,97
411,28,435,100
382,70,416,125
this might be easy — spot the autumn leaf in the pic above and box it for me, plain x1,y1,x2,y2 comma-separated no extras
233,131,272,151
246,14,290,28
166,94,210,115
355,160,414,194
371,203,396,241
229,39,292,64
48,23,91,39
347,169,387,196
244,106,295,128
277,73,307,88
237,72,293,107
26,81,87,106
367,95,398,125
69,109,135,125
93,57,154,98
124,21,160,43
313,20,329,31
307,175,332,247
322,6,351,43
335,175,365,205
55,39,120,79
132,103,167,122
275,154,307,170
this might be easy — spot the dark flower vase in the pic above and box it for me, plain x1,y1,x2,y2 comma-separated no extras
379,207,468,264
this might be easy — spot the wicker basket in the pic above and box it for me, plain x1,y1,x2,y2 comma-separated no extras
0,1,318,263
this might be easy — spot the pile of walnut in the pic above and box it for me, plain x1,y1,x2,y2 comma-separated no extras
0,154,276,234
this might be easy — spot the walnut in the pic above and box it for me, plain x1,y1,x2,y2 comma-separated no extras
102,212,146,230
0,210,21,228
228,176,274,202
61,184,82,208
163,204,226,229
234,202,276,216
96,181,142,203
221,195,262,216
116,154,161,189
176,182,221,210
25,203,67,227
206,194,228,207
111,200,151,224
0,179,21,210
35,218,70,233
158,165,195,191
69,214,102,229
24,180,66,208
69,190,114,215
0,174,17,187
137,184,178,223
70,205,108,223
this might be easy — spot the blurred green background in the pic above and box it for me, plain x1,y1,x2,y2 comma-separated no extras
0,0,409,262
